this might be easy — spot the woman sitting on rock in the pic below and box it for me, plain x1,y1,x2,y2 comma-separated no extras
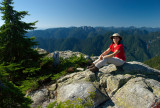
89,33,125,72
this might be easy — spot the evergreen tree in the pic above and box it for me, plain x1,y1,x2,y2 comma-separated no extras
0,0,40,63
0,0,43,84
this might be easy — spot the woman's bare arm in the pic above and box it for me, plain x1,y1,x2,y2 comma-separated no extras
99,48,111,60
100,48,111,56
103,50,120,59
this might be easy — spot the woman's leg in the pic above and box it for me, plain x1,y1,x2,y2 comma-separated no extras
90,57,125,72
89,58,105,72
93,59,101,65
94,59,108,68
94,57,125,68
106,57,125,66
87,59,100,69
89,59,100,72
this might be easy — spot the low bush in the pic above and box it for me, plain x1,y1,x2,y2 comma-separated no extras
144,56,160,70
0,73,32,108
51,55,88,80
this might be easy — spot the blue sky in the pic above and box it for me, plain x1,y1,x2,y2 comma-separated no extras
0,0,160,29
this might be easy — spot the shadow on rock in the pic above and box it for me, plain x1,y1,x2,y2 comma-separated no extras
110,61,160,82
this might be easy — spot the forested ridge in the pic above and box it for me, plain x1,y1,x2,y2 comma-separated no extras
27,27,160,62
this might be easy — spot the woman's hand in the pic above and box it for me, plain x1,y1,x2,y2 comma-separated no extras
99,55,103,60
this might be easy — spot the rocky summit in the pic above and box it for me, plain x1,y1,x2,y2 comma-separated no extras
27,51,160,108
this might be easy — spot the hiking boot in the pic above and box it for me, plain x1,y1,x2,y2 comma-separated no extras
87,63,95,69
89,66,99,72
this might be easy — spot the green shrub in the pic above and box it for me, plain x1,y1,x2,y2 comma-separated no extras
58,55,88,72
22,67,40,75
51,71,66,81
51,55,88,81
20,79,39,93
46,101,57,108
0,73,32,108
0,63,25,83
40,56,54,71
20,74,52,93
144,56,160,70
67,54,88,68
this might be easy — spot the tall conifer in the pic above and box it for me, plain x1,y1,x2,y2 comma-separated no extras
0,0,40,63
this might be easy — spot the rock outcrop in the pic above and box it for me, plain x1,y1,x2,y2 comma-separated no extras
47,50,88,59
57,80,108,107
46,50,98,61
27,56,160,108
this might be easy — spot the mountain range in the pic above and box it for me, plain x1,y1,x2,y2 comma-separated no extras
26,26,160,62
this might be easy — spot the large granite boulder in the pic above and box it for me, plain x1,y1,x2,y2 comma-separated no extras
57,80,108,107
105,74,132,97
27,89,49,108
121,61,160,75
113,77,157,108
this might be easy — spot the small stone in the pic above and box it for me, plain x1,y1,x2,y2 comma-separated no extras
48,84,57,91
76,68,84,71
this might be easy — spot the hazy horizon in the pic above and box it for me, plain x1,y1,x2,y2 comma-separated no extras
35,26,160,30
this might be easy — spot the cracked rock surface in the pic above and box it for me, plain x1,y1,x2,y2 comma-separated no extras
27,61,160,108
